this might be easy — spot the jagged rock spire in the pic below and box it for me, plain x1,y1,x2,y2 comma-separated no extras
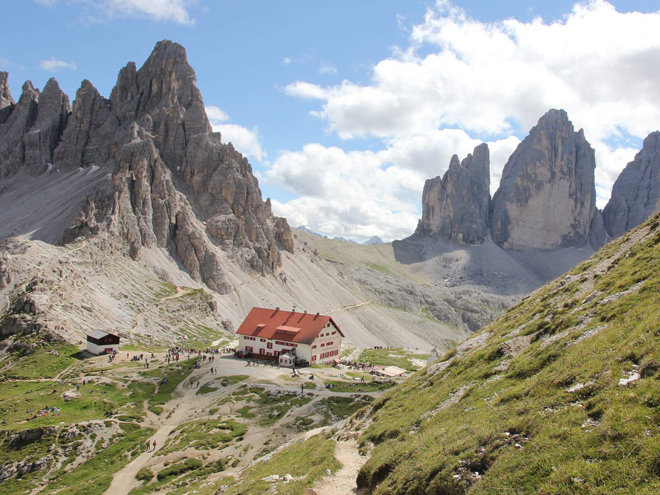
0,81,39,178
603,131,660,238
0,71,14,125
416,143,490,245
490,109,599,250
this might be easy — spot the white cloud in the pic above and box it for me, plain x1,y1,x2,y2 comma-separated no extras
33,0,197,25
40,57,77,71
279,1,660,238
206,106,266,163
319,62,337,75
205,105,229,123
282,57,292,65
265,131,520,241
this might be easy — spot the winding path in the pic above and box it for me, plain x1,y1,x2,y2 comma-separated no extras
312,439,366,495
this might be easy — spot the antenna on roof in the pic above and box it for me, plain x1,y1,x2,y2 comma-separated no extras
292,304,297,312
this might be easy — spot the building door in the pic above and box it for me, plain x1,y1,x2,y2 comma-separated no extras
259,348,265,355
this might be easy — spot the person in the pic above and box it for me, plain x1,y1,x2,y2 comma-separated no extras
153,440,157,450
301,384,304,395
146,439,150,450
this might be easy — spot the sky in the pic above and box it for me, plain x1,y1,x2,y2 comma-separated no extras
2,0,660,242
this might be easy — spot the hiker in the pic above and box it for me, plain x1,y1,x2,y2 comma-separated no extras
146,439,150,450
301,384,304,395
153,440,157,450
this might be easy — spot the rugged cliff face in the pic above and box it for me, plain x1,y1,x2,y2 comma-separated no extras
0,72,15,125
416,143,490,245
490,109,601,250
603,131,660,238
0,41,293,294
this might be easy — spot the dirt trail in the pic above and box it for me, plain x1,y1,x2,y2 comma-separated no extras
311,439,366,495
104,424,176,495
326,300,371,314
104,364,217,495
130,286,192,334
157,285,191,303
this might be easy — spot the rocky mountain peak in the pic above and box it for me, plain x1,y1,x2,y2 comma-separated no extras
490,108,601,250
23,77,70,172
0,40,293,294
0,71,14,124
0,79,40,178
416,143,490,245
603,131,660,238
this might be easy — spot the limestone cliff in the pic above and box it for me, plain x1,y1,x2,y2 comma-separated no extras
0,40,293,293
490,109,601,250
602,131,660,238
0,71,14,125
416,143,490,245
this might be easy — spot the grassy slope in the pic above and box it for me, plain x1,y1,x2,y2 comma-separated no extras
355,214,660,494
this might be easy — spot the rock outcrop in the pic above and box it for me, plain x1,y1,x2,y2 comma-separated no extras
490,109,600,250
602,131,660,238
0,71,14,125
0,40,293,293
24,78,70,173
416,143,490,245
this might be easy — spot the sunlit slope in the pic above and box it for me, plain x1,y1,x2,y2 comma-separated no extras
355,214,660,494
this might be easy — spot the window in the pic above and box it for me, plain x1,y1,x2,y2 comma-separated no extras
259,348,265,355
312,355,317,362
326,341,333,346
332,331,336,335
260,338,266,342
246,346,253,352
320,343,325,347
267,342,273,349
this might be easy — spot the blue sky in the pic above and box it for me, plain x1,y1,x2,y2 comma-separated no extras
2,1,660,241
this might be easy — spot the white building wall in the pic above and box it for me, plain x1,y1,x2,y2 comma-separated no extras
87,342,119,355
239,335,312,361
309,321,343,364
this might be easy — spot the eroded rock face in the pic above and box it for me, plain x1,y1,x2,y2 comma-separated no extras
24,78,70,173
603,131,660,238
0,71,14,124
490,109,598,250
416,143,490,245
0,81,39,178
0,40,293,293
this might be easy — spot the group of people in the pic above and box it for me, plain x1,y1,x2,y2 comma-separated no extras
27,405,60,420
128,352,152,368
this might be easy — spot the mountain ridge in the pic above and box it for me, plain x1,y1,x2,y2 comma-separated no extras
0,41,293,294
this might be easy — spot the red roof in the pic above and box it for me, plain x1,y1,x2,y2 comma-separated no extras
236,307,344,344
